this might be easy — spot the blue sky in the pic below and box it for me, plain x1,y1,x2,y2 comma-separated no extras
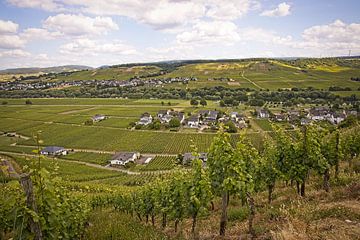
0,0,359,69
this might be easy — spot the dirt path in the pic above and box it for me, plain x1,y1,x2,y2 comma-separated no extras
0,155,20,178
59,106,99,115
241,71,263,89
0,151,174,175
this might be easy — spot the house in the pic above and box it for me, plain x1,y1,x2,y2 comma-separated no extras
300,118,311,125
182,152,208,165
137,112,153,125
328,112,346,125
176,112,185,123
257,109,270,118
308,107,330,121
273,113,286,122
288,110,300,122
40,146,67,156
110,152,140,166
157,110,170,118
205,110,218,122
198,110,218,124
92,114,106,122
187,115,200,128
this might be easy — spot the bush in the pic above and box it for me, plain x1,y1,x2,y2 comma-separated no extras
228,207,249,222
169,118,180,128
1,101,8,105
352,158,360,174
25,100,32,105
135,124,142,130
84,119,93,125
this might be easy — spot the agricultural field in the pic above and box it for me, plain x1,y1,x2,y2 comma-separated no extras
140,155,177,171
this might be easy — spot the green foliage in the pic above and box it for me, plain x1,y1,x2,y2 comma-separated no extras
169,118,180,128
224,121,237,133
228,207,249,222
84,119,93,125
0,159,90,239
190,99,199,106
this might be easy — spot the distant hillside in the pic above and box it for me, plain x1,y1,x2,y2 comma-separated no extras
0,65,93,75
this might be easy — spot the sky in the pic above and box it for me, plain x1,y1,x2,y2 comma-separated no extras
0,0,359,69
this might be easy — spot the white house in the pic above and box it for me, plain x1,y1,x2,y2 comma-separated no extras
110,152,140,166
187,115,200,128
40,146,67,156
92,114,106,122
257,109,270,118
137,112,153,125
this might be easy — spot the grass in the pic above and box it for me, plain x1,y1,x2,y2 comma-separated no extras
12,155,122,182
83,209,169,240
60,152,113,165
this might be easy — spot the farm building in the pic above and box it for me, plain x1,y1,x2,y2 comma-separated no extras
92,114,106,122
158,110,186,124
40,146,67,156
257,109,270,118
187,115,200,128
110,152,140,166
157,110,170,118
182,152,208,165
137,112,153,125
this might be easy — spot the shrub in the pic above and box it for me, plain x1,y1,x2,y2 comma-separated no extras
228,207,249,222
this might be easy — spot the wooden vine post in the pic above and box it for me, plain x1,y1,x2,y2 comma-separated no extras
19,173,43,240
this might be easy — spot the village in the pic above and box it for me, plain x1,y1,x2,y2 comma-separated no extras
0,76,197,91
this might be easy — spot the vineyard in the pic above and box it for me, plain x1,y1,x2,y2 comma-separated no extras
141,156,176,171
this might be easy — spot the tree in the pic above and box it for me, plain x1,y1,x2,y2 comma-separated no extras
169,118,180,128
25,100,32,105
224,121,237,133
84,119,93,125
200,99,207,107
219,100,225,107
190,99,199,106
1,101,7,105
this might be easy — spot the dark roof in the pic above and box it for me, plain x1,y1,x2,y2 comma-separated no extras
158,110,168,114
41,146,65,153
112,152,137,161
183,152,207,162
188,115,199,121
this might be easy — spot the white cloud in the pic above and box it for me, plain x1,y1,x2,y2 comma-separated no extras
0,35,26,49
205,0,253,20
7,0,63,11
21,28,62,40
176,21,240,45
0,19,19,34
59,38,137,56
0,49,30,57
7,0,258,29
261,2,291,17
43,14,119,36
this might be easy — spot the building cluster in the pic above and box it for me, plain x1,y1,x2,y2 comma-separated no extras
136,109,248,129
186,110,247,129
0,76,197,91
136,109,185,126
256,107,357,125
